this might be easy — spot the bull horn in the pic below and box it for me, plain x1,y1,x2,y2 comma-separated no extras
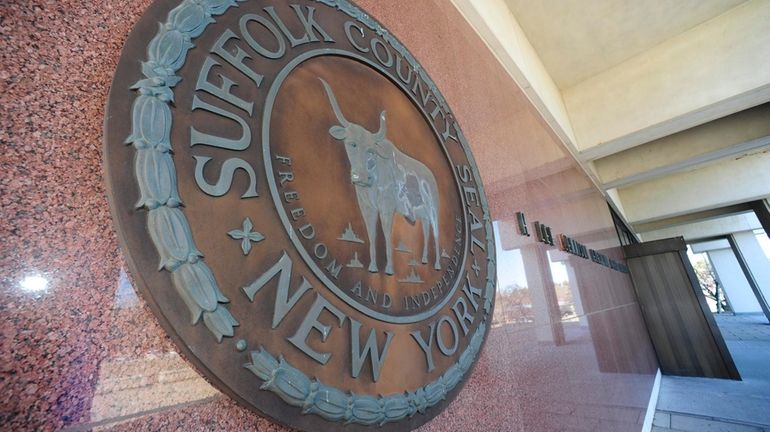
319,78,349,127
375,110,387,140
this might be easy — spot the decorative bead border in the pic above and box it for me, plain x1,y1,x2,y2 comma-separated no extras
126,0,498,425
245,321,487,425
126,0,242,342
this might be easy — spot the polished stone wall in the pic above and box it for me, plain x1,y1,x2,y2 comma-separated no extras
0,1,658,430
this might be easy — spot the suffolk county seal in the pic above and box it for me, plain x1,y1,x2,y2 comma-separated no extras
103,1,496,430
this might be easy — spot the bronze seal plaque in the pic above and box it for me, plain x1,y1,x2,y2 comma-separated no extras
104,0,496,430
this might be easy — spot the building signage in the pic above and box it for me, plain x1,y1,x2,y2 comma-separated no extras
103,0,496,430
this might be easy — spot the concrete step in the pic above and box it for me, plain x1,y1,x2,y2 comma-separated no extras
653,410,770,432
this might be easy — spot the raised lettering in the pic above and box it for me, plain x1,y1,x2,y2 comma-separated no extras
442,119,459,144
421,290,430,306
190,95,251,150
275,154,291,165
290,5,334,43
288,293,345,364
241,252,312,328
471,234,485,255
196,56,253,115
325,259,342,279
265,5,334,47
464,186,479,206
436,315,459,356
278,170,294,185
371,37,393,67
366,287,377,304
290,207,305,220
451,297,474,335
349,319,394,381
410,322,436,372
211,29,264,87
395,54,413,84
298,223,315,239
351,280,363,297
411,75,432,108
193,156,258,198
344,21,368,52
463,275,482,311
456,164,472,183
313,242,328,259
239,13,286,59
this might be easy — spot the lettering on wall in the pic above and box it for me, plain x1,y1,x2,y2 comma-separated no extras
512,212,630,274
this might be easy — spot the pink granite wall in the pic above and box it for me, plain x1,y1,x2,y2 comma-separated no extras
0,1,658,431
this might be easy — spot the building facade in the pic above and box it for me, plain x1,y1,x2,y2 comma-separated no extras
6,0,767,431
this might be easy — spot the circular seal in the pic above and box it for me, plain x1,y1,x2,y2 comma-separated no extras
103,1,496,431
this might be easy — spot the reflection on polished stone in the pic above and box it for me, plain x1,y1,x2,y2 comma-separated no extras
90,352,219,424
113,269,138,310
19,274,50,294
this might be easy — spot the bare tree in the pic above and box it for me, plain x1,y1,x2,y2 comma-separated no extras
692,259,730,313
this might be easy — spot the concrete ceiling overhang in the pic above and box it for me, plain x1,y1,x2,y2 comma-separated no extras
450,0,770,235
503,0,747,90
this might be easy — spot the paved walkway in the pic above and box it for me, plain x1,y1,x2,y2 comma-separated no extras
652,313,770,432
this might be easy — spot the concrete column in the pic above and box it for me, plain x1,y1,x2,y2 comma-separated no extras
564,259,588,326
706,249,761,313
726,235,770,322
733,230,770,303
521,244,566,345
750,199,770,238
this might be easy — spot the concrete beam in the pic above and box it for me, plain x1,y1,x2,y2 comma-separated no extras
594,104,770,189
564,0,770,160
690,239,730,253
727,234,770,322
733,231,770,303
633,204,753,234
639,213,761,243
604,135,770,190
618,150,770,225
706,249,763,313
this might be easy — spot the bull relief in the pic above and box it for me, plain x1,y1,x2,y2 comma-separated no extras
103,1,496,431
320,78,441,275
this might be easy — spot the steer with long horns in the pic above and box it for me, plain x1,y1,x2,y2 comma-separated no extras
320,78,441,275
